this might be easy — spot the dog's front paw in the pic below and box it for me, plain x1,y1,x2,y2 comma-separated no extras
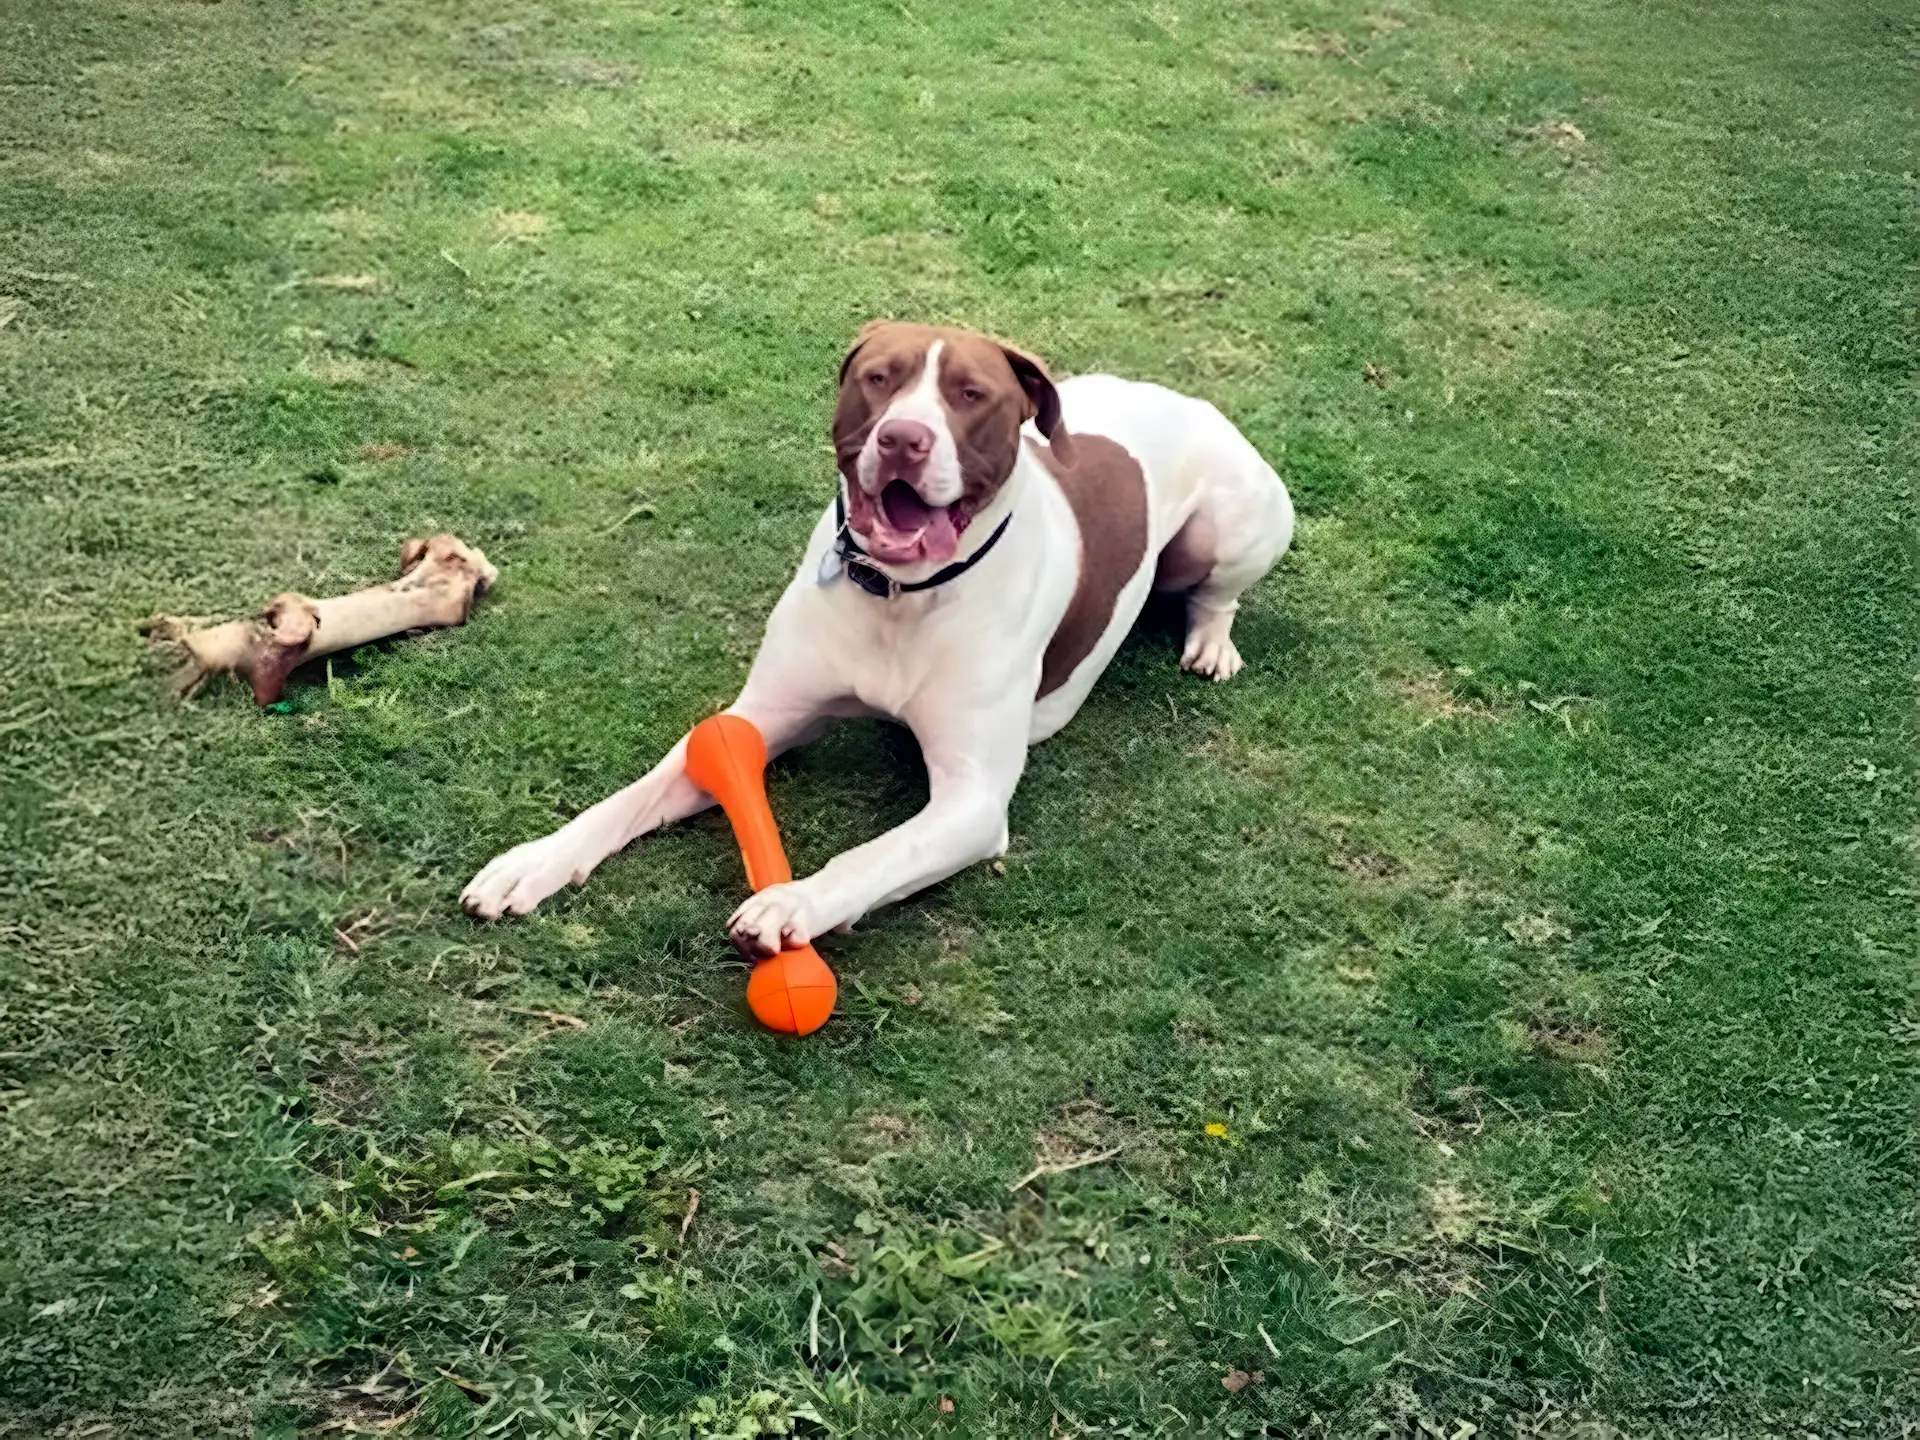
462,834,593,919
730,883,827,959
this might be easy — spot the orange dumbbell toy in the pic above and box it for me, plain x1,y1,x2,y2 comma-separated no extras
683,714,838,1036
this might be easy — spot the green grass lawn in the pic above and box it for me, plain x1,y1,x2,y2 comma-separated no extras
2,0,1914,1434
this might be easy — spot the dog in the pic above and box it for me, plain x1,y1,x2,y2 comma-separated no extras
462,322,1294,957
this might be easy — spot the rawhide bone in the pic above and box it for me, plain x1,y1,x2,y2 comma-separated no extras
144,534,497,705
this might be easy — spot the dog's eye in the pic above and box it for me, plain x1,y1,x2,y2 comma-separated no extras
959,386,986,404
865,371,889,388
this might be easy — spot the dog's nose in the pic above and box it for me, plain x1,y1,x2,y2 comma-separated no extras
875,419,934,461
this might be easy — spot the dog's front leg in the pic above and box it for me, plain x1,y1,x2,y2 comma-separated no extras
729,700,1029,956
462,628,847,924
462,696,833,920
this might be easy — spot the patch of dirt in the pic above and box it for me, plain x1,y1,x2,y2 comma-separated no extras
300,355,378,386
1424,1179,1489,1245
1396,266,1566,381
309,1067,378,1128
1528,119,1588,148
837,1112,925,1164
1444,875,1513,911
0,148,129,187
933,916,975,964
862,1113,921,1146
1503,911,1571,948
1398,672,1506,725
543,56,636,87
1119,269,1238,312
1407,1178,1506,1302
306,1034,391,1127
1527,1012,1609,1065
489,208,552,245
1169,1010,1223,1047
1276,29,1356,59
1329,846,1401,881
373,80,493,125
1169,331,1274,381
841,229,967,281
1035,1099,1114,1156
292,1371,417,1436
314,206,388,239
1023,1096,1160,1184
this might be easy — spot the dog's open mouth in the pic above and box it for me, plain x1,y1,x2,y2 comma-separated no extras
849,479,965,565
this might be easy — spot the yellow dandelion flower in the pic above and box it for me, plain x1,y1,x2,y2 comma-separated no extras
1205,1122,1230,1138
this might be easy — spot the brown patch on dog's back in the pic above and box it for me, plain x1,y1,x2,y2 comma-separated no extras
1035,435,1149,698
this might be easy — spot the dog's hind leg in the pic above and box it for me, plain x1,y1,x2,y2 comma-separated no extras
1162,428,1293,682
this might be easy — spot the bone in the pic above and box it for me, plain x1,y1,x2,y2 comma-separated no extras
144,534,498,704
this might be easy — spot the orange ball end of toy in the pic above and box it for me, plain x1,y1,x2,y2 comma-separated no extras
746,944,838,1036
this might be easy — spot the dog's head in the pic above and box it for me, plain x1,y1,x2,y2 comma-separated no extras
831,321,1067,566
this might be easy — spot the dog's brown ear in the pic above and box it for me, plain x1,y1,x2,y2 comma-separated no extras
839,320,896,382
1000,342,1071,461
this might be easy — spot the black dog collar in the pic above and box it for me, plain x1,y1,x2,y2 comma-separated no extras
832,489,1013,599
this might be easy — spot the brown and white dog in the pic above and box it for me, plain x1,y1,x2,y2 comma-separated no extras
463,322,1294,956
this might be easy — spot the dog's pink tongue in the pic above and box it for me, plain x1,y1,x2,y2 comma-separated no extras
920,507,959,562
880,482,959,563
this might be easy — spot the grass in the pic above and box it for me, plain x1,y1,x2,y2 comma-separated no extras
0,0,1913,1434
